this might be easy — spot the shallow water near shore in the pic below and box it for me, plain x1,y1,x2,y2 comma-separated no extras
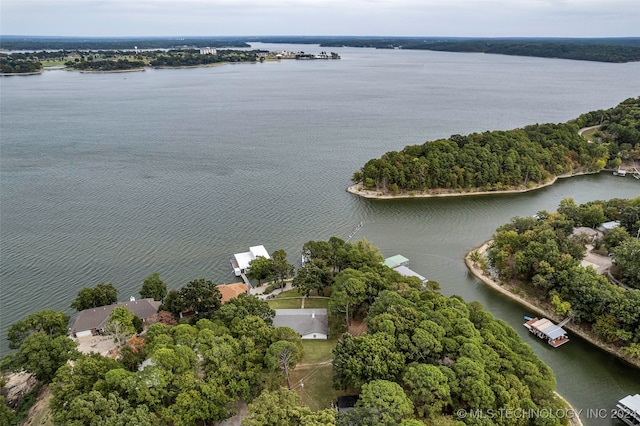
2,43,640,424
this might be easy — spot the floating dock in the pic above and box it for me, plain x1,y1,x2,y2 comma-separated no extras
524,316,569,347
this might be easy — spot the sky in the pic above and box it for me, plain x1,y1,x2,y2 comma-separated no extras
1,0,639,38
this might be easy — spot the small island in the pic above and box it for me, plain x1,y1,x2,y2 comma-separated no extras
349,97,640,199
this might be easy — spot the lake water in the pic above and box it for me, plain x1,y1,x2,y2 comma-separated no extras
1,43,639,424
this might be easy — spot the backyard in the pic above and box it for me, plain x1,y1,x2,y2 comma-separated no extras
289,339,336,410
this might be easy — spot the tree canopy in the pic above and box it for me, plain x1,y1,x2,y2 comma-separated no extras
140,272,167,302
353,98,640,195
488,197,640,358
2,237,583,425
71,283,118,311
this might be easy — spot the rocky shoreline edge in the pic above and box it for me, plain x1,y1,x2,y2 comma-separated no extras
465,241,640,371
346,170,603,200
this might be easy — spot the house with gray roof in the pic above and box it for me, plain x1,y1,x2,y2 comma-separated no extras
70,297,161,338
273,308,329,339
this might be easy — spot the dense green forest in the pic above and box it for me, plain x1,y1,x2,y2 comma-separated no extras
1,238,567,425
65,58,146,71
147,49,260,67
0,56,42,73
400,40,640,63
574,96,640,166
485,197,640,362
265,36,640,63
352,97,640,195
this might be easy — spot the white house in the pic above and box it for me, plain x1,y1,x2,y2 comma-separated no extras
273,309,329,339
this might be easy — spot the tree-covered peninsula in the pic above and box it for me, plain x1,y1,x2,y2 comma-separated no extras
477,197,640,364
1,49,266,74
351,97,640,198
2,238,569,425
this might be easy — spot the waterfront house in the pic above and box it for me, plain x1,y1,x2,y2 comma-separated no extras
70,297,161,338
217,282,250,303
272,309,329,339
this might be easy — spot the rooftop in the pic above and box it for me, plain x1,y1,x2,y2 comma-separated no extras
383,255,409,269
393,264,428,284
530,318,568,339
70,298,161,335
218,282,250,303
273,308,329,336
234,245,270,270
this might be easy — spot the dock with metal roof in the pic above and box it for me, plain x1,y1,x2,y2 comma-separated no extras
383,255,428,285
616,394,640,426
524,317,569,347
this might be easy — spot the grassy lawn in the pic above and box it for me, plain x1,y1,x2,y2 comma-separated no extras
290,339,337,410
300,339,335,363
291,364,334,410
276,289,303,298
267,289,304,309
303,297,329,309
267,298,301,309
581,127,599,142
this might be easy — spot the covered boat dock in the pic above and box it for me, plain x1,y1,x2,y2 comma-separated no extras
616,394,640,426
524,317,570,347
384,255,429,285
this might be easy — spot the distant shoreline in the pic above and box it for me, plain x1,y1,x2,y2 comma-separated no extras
347,171,598,200
4,61,254,76
0,71,43,76
465,241,640,370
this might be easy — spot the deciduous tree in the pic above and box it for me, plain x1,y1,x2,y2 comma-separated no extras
13,333,79,383
265,340,302,389
71,282,118,311
140,272,167,302
7,310,69,349
355,380,413,425
248,256,273,284
180,278,222,321
271,249,295,288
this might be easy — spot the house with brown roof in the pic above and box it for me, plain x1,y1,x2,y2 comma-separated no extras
69,298,161,338
218,283,250,304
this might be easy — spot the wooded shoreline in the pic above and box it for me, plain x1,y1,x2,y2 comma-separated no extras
347,170,600,200
465,241,640,370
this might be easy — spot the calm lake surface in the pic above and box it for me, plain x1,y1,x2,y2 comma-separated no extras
1,43,639,424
